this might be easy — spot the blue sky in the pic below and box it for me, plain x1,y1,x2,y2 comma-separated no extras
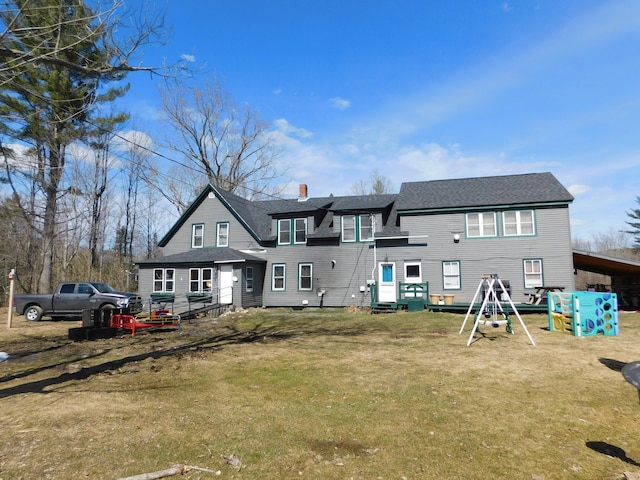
123,0,640,243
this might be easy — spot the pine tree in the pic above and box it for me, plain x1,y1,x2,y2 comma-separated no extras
626,196,640,249
0,0,131,291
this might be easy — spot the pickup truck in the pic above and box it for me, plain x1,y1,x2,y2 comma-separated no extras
13,282,144,322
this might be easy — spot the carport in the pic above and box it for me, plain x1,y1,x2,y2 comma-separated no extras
573,249,640,310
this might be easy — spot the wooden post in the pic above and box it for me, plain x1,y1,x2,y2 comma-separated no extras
7,269,15,329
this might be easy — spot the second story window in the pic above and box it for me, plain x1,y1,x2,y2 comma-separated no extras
278,219,291,244
503,210,535,236
192,224,204,248
217,222,229,247
360,215,373,241
278,218,307,245
342,214,374,242
294,218,307,244
342,215,356,242
466,212,496,238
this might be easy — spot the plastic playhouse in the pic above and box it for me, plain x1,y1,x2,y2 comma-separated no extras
548,291,618,336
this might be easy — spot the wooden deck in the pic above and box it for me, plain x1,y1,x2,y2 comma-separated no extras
427,301,548,314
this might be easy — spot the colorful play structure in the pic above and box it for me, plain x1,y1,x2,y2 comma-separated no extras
547,291,619,336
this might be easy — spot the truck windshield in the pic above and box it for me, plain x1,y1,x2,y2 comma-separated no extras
91,282,117,293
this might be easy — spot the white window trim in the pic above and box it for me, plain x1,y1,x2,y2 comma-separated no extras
189,268,213,292
524,259,543,288
272,264,286,291
341,215,356,243
503,210,535,236
278,219,291,245
192,224,204,248
153,268,175,293
443,261,461,290
294,218,307,244
359,214,374,242
216,222,229,247
466,212,497,238
298,263,313,291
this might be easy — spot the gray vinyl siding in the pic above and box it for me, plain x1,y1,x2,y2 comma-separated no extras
241,262,264,308
261,242,377,308
398,205,574,303
162,194,261,256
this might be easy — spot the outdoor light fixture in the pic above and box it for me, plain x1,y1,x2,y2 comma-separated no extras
453,233,461,243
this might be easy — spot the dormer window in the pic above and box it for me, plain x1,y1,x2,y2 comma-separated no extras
342,214,374,242
278,218,307,245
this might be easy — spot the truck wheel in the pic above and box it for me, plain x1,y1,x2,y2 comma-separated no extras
24,305,43,322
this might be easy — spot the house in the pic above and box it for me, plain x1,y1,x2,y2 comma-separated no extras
136,172,576,311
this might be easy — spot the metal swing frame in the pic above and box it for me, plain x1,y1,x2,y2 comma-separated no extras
459,274,536,346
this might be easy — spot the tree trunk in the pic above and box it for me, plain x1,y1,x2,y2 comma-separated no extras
38,142,64,293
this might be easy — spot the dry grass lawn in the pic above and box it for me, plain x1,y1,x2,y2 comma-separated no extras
1,306,640,479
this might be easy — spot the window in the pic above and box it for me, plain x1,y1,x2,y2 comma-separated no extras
443,261,461,289
503,210,535,236
524,259,543,288
299,263,313,290
217,222,229,247
278,219,291,244
192,224,204,248
294,218,307,244
404,261,423,297
360,214,374,241
272,264,286,291
405,263,421,280
60,283,75,294
153,268,175,292
278,218,307,245
342,214,374,242
342,215,356,242
189,268,213,292
466,212,496,237
246,266,254,292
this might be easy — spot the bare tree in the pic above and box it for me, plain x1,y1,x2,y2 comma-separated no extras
0,0,168,292
350,170,395,195
0,0,168,82
159,77,283,207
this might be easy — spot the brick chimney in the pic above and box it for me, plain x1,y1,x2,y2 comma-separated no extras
298,183,308,201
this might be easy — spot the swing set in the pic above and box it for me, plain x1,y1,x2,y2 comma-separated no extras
459,274,535,346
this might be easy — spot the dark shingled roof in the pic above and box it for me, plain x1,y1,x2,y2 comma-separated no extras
158,173,572,248
395,172,574,212
137,247,266,266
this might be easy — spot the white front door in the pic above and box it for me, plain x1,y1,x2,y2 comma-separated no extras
220,265,233,304
378,262,396,303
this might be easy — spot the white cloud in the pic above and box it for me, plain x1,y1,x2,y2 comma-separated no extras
502,2,512,13
181,53,196,62
273,118,313,139
330,97,351,111
114,130,154,151
567,184,590,196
